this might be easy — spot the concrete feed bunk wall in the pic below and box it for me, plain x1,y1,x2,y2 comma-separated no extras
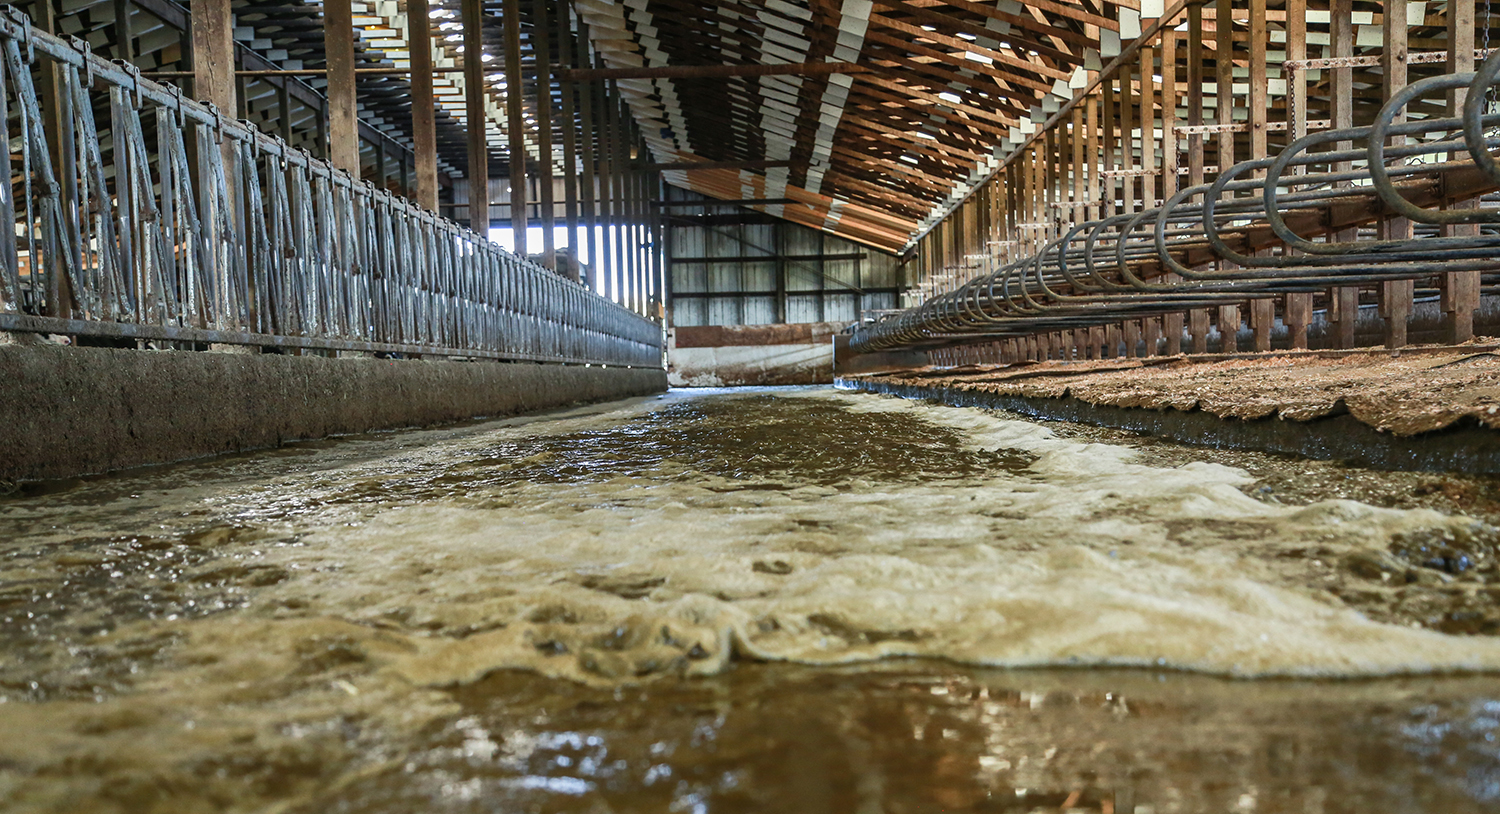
0,344,667,482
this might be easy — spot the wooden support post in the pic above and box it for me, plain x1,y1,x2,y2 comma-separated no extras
609,84,628,304
1085,97,1100,222
1213,0,1237,312
1248,0,1267,173
1184,7,1207,350
1186,2,1205,186
37,0,75,318
533,0,556,270
374,138,386,191
1380,281,1414,350
1123,320,1140,359
1250,298,1274,352
1140,45,1155,209
1164,312,1184,355
1143,317,1161,358
1329,0,1358,344
1215,0,1234,177
409,0,440,211
1332,286,1359,349
317,98,329,161
462,0,490,233
324,0,359,175
1120,69,1135,214
1381,0,1412,350
1106,324,1122,358
1161,31,1178,199
1102,76,1115,218
1218,304,1240,353
1189,308,1209,353
575,17,598,284
1287,0,1307,146
504,0,528,251
114,0,134,62
559,0,579,277
637,129,649,312
1089,326,1104,360
596,73,614,299
276,83,292,144
1444,0,1480,342
192,0,236,117
1285,293,1312,350
627,133,638,313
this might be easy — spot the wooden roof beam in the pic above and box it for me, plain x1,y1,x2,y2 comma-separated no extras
558,62,873,82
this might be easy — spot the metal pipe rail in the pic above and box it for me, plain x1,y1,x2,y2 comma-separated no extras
0,8,662,368
850,52,1500,356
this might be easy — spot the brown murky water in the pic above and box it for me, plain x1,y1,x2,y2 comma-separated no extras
4,387,1500,813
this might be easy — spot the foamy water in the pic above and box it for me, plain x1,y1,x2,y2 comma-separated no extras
4,386,1500,812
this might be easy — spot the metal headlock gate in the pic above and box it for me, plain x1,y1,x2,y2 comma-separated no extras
850,52,1500,359
0,8,662,368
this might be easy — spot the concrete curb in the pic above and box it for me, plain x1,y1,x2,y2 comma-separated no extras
0,345,666,482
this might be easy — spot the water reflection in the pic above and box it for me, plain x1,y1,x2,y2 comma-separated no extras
302,664,1500,814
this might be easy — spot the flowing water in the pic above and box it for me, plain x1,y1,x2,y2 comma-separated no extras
4,386,1500,813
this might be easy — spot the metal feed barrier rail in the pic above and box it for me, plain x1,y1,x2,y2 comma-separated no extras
0,8,661,367
850,51,1500,358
